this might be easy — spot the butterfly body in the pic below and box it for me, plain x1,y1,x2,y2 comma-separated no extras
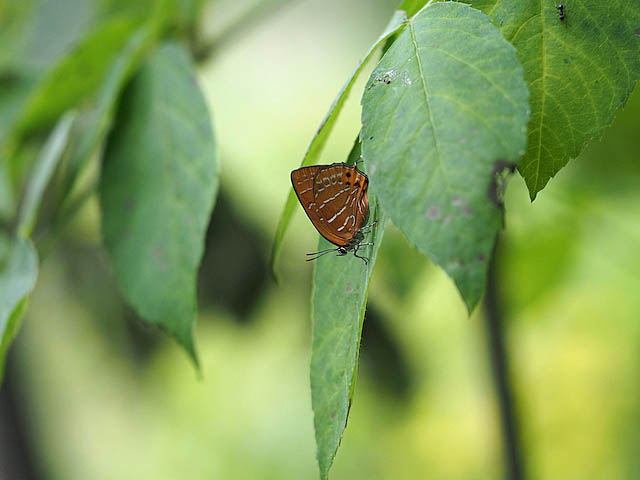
291,163,374,263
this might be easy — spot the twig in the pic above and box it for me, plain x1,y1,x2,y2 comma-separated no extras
483,237,526,480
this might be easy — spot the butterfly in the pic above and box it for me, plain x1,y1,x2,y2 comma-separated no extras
291,162,375,264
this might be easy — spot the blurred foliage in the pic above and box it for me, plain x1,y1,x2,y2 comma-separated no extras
1,0,640,479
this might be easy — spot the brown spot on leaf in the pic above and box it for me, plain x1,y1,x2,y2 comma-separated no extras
345,284,353,293
477,253,486,262
330,412,335,419
635,27,640,35
426,205,441,220
487,159,516,207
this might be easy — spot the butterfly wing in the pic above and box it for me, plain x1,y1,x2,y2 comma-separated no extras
292,164,369,247
311,163,369,245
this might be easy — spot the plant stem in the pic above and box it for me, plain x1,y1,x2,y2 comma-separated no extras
484,237,526,480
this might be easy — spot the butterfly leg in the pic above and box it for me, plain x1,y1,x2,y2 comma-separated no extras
353,250,369,265
352,242,374,264
358,221,378,232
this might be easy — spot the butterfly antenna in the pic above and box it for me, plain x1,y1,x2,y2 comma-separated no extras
305,247,337,262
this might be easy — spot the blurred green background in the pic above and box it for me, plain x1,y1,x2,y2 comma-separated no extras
2,0,640,479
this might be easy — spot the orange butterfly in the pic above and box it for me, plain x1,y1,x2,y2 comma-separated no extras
291,162,375,263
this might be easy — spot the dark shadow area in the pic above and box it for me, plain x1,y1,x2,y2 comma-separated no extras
198,190,269,321
360,304,413,400
0,351,40,480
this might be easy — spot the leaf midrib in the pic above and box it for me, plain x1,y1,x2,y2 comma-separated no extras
408,17,452,196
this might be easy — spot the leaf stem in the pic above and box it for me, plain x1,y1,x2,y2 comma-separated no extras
484,237,527,480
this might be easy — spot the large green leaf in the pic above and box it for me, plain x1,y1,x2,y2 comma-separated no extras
310,194,385,480
15,17,139,135
464,0,640,199
17,112,75,237
269,9,409,279
361,2,529,310
100,42,218,364
0,235,38,382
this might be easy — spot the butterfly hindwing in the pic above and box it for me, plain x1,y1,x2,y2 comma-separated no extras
291,163,369,247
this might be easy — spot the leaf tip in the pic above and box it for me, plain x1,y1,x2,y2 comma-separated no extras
173,322,200,370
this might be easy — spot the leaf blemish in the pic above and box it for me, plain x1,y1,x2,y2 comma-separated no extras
345,284,353,293
403,71,412,86
426,205,441,220
487,159,516,207
447,258,461,269
477,253,486,262
482,83,487,89
368,70,398,89
451,196,472,216
443,214,451,225
635,27,640,35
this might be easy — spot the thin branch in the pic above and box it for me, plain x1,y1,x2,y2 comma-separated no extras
484,237,527,480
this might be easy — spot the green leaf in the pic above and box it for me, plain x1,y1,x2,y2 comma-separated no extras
17,112,75,237
0,75,36,146
395,0,429,17
269,9,409,279
0,160,13,222
100,42,218,365
59,24,156,206
310,197,385,480
16,17,140,135
465,0,640,199
361,2,529,310
0,235,38,383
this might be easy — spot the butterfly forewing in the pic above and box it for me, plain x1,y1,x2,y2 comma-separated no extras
291,163,369,247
